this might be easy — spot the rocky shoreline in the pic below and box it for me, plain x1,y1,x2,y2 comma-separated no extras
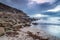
0,27,60,40
0,3,60,40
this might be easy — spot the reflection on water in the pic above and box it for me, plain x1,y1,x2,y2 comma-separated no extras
32,22,60,38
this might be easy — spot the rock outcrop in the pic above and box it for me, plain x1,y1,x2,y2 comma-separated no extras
0,3,31,36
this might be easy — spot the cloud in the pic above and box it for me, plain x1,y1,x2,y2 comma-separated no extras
28,0,55,4
34,16,60,24
46,17,60,23
45,17,60,24
30,13,60,24
27,0,56,7
47,5,60,12
30,14,49,17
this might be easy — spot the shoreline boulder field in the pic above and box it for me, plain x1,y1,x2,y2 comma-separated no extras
0,2,32,37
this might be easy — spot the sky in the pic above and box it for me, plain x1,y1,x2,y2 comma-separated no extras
0,0,60,28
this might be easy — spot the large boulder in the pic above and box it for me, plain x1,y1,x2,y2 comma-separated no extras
0,27,5,36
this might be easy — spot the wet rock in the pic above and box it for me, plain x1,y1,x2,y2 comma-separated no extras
32,23,38,25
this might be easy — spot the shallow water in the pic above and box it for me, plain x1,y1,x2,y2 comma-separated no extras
32,20,60,38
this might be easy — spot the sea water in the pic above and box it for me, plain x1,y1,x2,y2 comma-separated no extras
32,19,60,38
